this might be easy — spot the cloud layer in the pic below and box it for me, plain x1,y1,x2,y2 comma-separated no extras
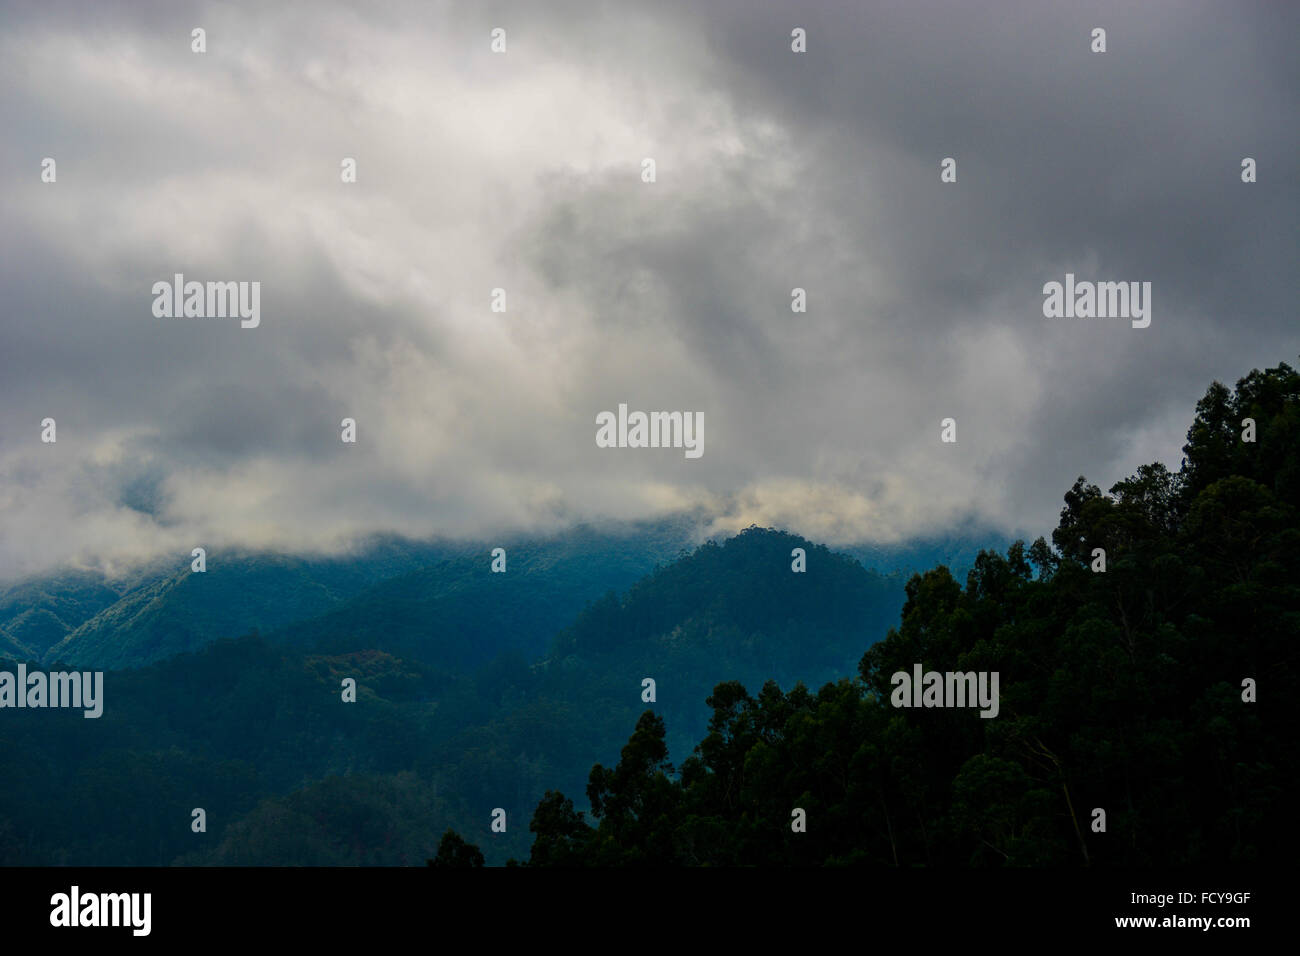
1,0,1296,578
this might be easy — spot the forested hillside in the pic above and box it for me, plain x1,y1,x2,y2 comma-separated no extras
3,362,1293,868
9,522,692,671
5,539,462,671
0,568,129,662
516,361,1298,866
0,526,903,865
271,520,706,670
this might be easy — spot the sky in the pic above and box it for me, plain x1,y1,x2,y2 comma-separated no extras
0,0,1296,579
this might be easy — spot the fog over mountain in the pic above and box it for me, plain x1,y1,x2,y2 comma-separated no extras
1,0,1295,579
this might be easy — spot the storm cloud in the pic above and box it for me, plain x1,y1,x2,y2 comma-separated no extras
0,0,1295,578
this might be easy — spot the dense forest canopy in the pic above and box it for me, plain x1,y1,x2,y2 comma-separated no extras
516,360,1298,866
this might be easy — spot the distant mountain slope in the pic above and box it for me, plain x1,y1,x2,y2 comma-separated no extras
28,536,477,670
43,558,355,670
0,525,909,865
271,522,699,670
845,530,1014,580
26,521,697,671
4,513,949,674
554,527,901,663
0,569,133,662
179,527,908,865
503,527,907,783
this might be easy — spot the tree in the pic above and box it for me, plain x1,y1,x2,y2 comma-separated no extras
527,791,591,866
427,829,484,867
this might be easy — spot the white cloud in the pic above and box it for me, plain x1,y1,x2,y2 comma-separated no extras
0,0,1294,578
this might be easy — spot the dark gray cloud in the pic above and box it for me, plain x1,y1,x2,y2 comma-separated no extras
0,0,1295,577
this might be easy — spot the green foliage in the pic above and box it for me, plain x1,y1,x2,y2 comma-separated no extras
3,362,1295,868
0,525,902,866
527,791,591,866
0,568,127,661
525,361,1299,866
428,828,485,867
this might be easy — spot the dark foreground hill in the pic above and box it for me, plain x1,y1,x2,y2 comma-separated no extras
511,360,1298,866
